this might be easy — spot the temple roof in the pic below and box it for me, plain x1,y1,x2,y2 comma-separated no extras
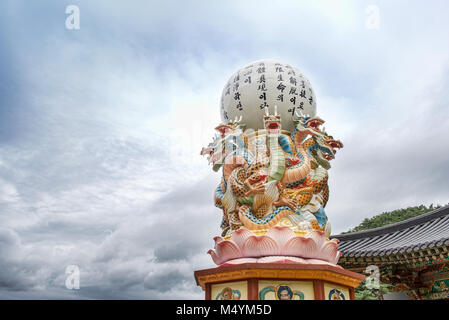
331,205,449,258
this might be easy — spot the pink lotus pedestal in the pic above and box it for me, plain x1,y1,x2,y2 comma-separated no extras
208,227,341,266
194,227,364,300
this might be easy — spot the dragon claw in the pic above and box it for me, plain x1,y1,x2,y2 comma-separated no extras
244,184,265,197
274,196,297,211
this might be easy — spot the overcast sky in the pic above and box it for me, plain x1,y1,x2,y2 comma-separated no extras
0,0,448,299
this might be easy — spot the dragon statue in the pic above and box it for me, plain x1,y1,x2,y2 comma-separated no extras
195,61,366,301
201,107,343,241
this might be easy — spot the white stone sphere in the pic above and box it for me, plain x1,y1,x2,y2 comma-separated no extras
220,59,317,132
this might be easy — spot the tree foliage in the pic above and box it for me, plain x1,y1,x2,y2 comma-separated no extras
355,281,390,300
343,204,442,234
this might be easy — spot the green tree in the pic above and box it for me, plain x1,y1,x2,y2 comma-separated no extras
355,281,390,300
343,204,442,234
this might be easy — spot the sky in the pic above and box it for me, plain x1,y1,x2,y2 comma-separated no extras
0,0,448,299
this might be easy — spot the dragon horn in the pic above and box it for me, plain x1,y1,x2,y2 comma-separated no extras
294,109,305,119
238,115,242,122
274,105,278,116
264,106,269,116
294,110,299,118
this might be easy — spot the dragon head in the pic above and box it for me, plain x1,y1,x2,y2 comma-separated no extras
263,105,282,135
200,138,224,171
215,115,245,138
311,131,344,170
201,116,246,171
293,109,325,138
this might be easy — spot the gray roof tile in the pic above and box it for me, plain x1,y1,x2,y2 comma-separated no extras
331,205,449,258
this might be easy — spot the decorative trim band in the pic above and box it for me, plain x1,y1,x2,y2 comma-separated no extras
194,263,364,290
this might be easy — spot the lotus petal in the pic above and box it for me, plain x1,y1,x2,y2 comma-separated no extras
242,235,279,257
211,240,241,265
265,226,296,248
213,236,225,245
283,236,318,258
230,228,254,249
319,241,340,264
